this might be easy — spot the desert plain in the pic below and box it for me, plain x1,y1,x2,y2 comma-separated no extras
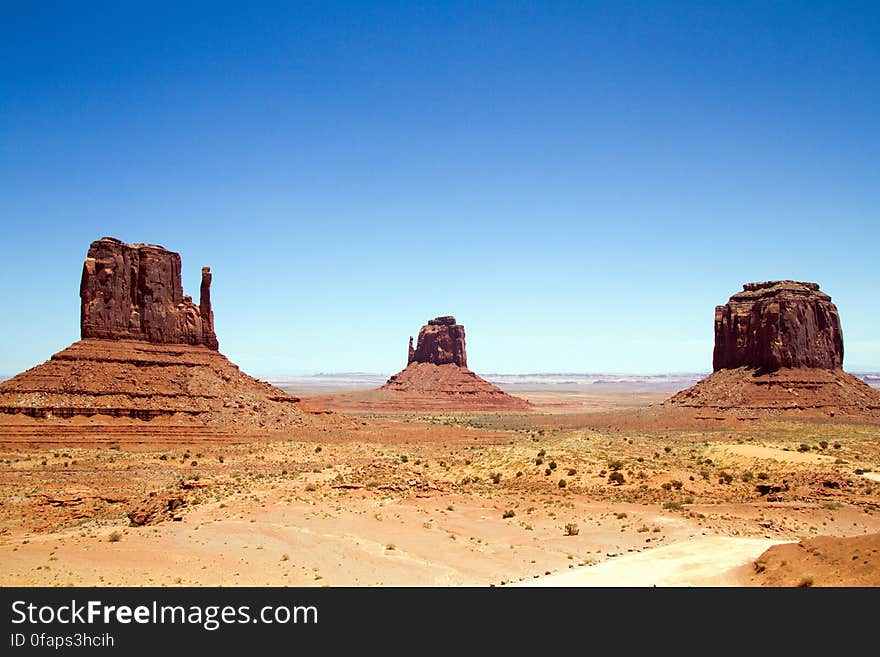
2,377,879,588
2,245,878,588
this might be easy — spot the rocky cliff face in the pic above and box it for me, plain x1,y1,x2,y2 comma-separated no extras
80,237,218,349
1,237,320,431
408,316,467,367
668,280,879,415
713,281,843,372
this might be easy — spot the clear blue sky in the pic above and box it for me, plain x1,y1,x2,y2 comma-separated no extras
1,2,878,376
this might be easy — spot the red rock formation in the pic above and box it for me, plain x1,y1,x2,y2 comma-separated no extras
127,492,186,526
80,237,218,349
668,366,880,413
0,237,336,433
670,280,880,416
371,316,529,411
199,266,217,348
380,362,530,410
0,339,305,427
713,281,843,372
409,316,467,367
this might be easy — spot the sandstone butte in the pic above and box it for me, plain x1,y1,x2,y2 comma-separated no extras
0,237,318,434
669,280,880,416
378,316,530,411
80,237,219,349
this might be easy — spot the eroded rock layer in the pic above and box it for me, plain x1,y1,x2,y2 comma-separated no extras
0,339,306,429
668,366,880,414
380,362,530,410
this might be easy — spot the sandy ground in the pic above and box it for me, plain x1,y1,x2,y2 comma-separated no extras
709,444,840,465
516,536,785,586
2,385,879,587
1,496,711,586
746,531,880,586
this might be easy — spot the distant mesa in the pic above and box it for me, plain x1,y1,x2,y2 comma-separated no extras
0,237,311,433
670,280,880,415
379,316,530,411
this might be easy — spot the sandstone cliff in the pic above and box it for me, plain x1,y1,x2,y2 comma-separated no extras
408,316,468,367
713,280,843,372
80,237,218,349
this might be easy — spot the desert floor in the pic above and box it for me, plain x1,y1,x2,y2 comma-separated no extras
1,384,879,587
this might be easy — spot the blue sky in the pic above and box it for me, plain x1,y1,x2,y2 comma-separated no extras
1,2,878,376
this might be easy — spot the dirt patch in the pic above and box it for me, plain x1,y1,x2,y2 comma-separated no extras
746,532,880,587
708,444,839,466
517,536,785,586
